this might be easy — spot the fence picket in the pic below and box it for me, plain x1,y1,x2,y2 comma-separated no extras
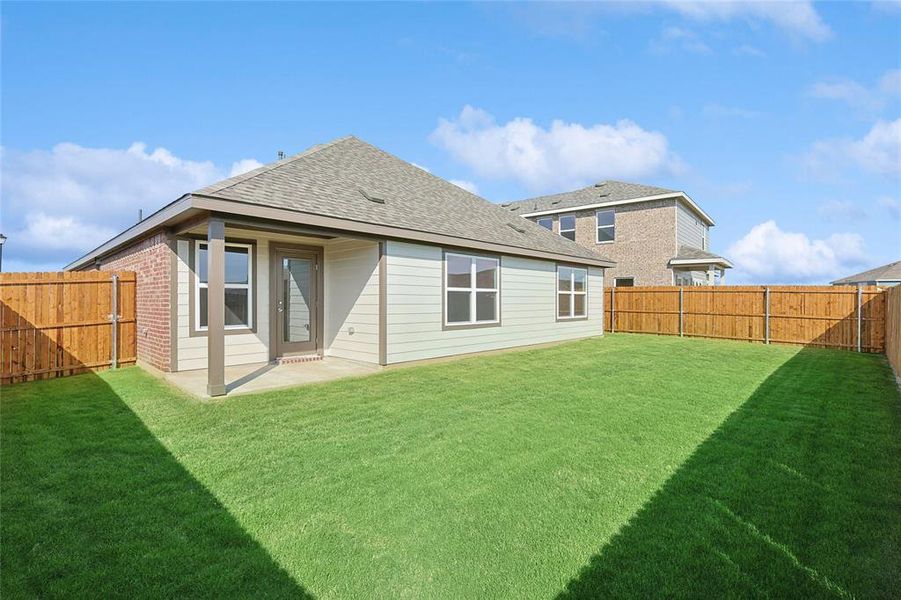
0,272,137,384
603,285,886,353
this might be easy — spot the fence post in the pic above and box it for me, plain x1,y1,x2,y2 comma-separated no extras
679,287,684,337
110,273,119,370
764,287,770,345
611,286,616,333
856,285,862,353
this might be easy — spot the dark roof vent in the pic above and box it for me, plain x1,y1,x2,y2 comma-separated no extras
500,202,512,207
507,205,519,211
507,222,526,234
550,199,561,205
594,181,607,188
359,189,386,204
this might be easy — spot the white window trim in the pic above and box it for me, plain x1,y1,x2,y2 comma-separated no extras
444,252,500,327
537,217,553,231
557,266,589,319
559,214,576,240
596,209,615,244
194,239,254,332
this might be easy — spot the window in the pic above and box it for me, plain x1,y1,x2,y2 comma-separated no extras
445,253,499,326
674,272,692,286
557,266,588,319
614,277,634,287
537,217,553,231
596,210,615,243
195,240,253,331
559,214,576,241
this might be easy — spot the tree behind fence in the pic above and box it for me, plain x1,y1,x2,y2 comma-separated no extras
0,272,137,384
603,286,886,353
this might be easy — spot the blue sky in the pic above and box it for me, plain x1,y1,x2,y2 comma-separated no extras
2,1,899,282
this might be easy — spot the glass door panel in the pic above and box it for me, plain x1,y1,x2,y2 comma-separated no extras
283,258,312,343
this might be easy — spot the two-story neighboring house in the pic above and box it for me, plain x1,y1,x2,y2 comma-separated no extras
504,180,732,286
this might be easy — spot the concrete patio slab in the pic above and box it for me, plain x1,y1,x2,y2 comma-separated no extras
164,357,381,398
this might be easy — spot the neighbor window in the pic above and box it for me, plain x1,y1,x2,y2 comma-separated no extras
445,253,499,326
614,277,634,287
557,266,588,319
195,240,253,331
537,217,553,231
596,210,615,243
559,214,576,241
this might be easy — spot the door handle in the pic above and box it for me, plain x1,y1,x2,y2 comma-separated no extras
304,323,310,331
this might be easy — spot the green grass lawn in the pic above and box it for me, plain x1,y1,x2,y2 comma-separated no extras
2,334,900,598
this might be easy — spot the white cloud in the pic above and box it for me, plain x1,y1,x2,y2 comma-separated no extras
809,69,901,114
663,1,832,41
817,200,867,221
803,119,901,177
649,26,711,54
14,212,117,253
878,196,901,220
0,142,261,271
430,105,682,192
728,220,867,283
449,179,479,194
229,158,264,177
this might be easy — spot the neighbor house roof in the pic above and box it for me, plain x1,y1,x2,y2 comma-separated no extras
831,260,901,285
67,136,615,270
669,245,733,268
504,180,715,225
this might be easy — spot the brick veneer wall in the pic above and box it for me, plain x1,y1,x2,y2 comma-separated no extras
534,199,678,286
93,231,173,371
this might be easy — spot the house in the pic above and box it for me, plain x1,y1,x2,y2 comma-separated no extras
504,181,732,287
66,137,613,396
831,260,901,287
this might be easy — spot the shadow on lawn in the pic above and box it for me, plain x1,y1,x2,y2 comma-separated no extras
557,347,901,599
1,370,310,599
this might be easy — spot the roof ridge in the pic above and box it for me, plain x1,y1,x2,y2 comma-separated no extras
198,135,356,196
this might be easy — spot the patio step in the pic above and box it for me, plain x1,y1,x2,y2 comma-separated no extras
274,354,323,366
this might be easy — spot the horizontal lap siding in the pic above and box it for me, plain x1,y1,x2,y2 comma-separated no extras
175,233,379,371
676,203,706,250
324,240,380,364
385,241,604,363
175,238,269,371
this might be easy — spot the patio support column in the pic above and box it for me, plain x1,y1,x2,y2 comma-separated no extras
719,268,726,286
706,265,716,286
207,217,226,397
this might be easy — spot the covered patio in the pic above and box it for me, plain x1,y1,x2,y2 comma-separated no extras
180,209,383,397
163,356,381,398
670,245,733,286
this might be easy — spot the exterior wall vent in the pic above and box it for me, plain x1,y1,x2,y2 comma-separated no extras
359,189,386,204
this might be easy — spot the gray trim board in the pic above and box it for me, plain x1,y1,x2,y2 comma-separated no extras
378,241,387,366
167,234,179,372
206,218,226,397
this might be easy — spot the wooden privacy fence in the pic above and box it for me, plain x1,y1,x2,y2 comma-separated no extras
885,285,901,374
0,272,136,384
604,286,886,353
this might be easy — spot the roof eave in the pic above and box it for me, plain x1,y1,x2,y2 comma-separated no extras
669,257,734,268
190,194,616,268
519,191,716,226
64,195,198,270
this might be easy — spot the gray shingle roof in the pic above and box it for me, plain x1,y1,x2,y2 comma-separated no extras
194,136,611,265
503,181,678,214
672,246,729,262
831,260,901,284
